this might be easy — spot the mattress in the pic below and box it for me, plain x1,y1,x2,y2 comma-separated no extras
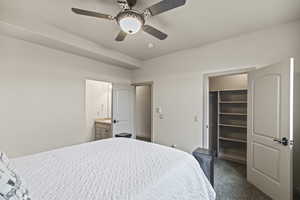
11,138,216,200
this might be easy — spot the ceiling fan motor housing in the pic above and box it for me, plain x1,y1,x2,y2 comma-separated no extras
117,10,145,34
127,0,137,7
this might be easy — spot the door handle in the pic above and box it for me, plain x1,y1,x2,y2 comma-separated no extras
273,137,292,146
113,120,119,124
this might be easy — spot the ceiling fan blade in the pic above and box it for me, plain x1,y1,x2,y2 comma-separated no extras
143,25,168,40
145,0,186,16
71,8,114,20
115,31,127,41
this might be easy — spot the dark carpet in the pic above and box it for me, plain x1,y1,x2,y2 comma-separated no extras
136,136,151,142
214,159,272,200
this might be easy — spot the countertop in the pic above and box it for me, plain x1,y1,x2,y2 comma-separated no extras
95,118,112,125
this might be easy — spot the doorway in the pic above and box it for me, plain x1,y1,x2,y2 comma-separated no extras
205,72,271,199
133,83,153,142
208,73,248,163
85,80,112,140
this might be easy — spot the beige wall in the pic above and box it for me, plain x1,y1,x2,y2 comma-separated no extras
133,21,300,152
209,73,248,91
0,34,131,158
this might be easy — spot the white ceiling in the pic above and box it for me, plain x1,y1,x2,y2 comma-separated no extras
1,0,300,61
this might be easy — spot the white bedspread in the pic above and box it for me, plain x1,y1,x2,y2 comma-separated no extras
11,138,215,200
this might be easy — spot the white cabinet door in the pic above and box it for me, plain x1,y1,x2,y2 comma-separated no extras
112,84,134,137
247,58,294,200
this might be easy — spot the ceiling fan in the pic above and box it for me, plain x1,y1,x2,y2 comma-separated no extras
71,0,186,42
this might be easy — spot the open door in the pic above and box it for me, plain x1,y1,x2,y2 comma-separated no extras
112,84,134,137
247,58,294,200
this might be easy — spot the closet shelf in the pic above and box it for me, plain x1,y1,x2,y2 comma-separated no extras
218,124,247,128
219,112,247,116
219,101,247,104
213,88,248,165
219,137,247,143
218,89,247,92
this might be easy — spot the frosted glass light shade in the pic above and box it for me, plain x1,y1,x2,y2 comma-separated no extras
119,16,142,34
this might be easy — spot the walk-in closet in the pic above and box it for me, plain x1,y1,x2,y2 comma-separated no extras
209,73,248,164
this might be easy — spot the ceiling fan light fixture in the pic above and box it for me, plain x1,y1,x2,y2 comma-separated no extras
72,0,187,41
117,11,144,35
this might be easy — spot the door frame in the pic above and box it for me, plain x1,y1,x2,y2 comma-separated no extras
202,67,255,149
132,82,154,142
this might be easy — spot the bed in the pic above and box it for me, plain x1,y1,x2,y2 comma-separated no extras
11,138,216,200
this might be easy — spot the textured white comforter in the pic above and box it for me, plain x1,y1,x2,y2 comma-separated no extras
11,138,216,200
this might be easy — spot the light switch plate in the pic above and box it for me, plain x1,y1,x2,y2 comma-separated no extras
156,107,162,114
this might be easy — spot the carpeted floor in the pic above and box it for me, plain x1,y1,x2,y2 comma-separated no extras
214,159,272,200
136,136,151,142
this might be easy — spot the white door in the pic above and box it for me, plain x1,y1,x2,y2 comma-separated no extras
247,58,294,200
112,84,134,137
